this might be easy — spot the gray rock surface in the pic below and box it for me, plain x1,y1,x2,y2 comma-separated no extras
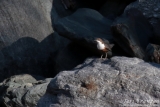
125,0,160,24
0,32,69,82
0,0,53,47
0,74,52,107
0,0,70,81
37,56,160,107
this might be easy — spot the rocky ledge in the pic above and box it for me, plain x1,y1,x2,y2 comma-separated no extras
37,56,160,107
1,57,159,107
1,0,160,107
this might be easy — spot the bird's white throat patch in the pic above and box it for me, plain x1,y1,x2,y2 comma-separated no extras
96,41,105,50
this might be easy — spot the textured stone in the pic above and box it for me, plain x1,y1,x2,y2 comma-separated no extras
146,43,160,63
37,57,160,107
0,32,69,82
111,8,153,59
125,0,160,24
54,8,114,57
0,0,53,46
0,0,58,81
0,0,72,82
0,74,52,107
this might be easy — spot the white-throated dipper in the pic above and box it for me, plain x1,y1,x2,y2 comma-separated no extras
94,38,111,59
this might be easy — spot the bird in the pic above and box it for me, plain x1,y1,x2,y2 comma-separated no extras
94,38,112,59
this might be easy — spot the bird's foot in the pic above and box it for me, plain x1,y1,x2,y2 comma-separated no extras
100,57,107,60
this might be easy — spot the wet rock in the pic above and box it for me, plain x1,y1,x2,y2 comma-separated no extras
111,8,153,59
99,0,136,18
125,0,160,24
37,57,160,107
0,74,52,107
146,43,160,63
54,8,114,56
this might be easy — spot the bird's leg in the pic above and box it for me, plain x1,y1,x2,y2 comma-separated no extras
105,52,107,59
101,54,103,59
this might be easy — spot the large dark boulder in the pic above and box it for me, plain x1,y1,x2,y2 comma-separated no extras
152,20,160,45
54,8,114,56
99,0,136,18
111,8,153,59
124,0,160,24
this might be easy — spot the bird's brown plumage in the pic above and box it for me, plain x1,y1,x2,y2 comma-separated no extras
95,38,113,59
95,38,111,51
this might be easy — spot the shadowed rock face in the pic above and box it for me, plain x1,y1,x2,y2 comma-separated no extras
0,32,69,82
152,20,160,45
111,8,153,60
37,57,160,107
99,0,136,18
0,0,55,80
54,8,114,57
0,0,72,81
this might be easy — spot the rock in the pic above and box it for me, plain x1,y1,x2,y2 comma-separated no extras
152,20,160,45
59,0,108,11
0,0,53,47
111,8,153,59
0,32,69,82
61,0,77,10
76,0,108,10
146,43,160,63
51,42,93,74
0,74,52,107
0,0,72,82
124,0,160,24
37,56,160,107
99,0,135,18
51,0,74,19
54,8,114,56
